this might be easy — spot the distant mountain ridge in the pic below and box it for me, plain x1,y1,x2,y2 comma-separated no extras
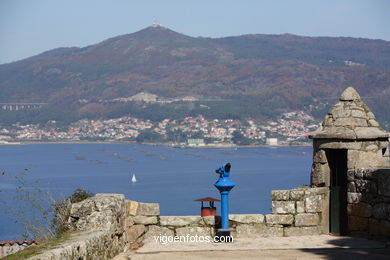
1,25,390,128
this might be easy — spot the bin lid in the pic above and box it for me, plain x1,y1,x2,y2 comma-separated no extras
194,197,220,202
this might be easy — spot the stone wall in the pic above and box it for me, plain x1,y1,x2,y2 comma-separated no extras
311,139,389,187
0,241,37,258
124,187,329,241
347,168,390,238
27,193,128,260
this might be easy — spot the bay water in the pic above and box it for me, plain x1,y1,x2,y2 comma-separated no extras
0,143,312,240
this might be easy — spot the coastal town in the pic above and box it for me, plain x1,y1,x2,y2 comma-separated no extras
0,110,319,146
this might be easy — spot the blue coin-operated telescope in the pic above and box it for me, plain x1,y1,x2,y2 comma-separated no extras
214,162,235,233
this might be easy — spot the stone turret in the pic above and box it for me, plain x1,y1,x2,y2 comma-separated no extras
309,87,389,187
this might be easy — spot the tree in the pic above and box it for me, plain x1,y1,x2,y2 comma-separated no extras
231,130,252,145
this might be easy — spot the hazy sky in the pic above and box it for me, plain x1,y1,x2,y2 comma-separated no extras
1,0,389,64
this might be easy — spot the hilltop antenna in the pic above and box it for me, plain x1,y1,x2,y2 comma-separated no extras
151,19,163,28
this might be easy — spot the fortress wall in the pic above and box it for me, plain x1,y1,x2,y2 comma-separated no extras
347,168,390,238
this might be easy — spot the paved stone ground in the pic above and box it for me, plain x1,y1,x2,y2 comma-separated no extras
112,235,390,260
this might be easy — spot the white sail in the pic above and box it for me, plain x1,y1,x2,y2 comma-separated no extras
131,174,137,183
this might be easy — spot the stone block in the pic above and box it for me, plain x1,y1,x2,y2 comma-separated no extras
305,195,323,213
69,193,126,232
202,216,216,226
132,216,158,225
272,190,290,201
159,216,202,227
351,109,366,118
229,214,264,224
272,201,295,214
379,220,390,237
265,214,293,226
290,190,305,201
127,224,146,243
368,119,380,127
372,203,388,219
334,117,367,127
367,112,376,119
317,140,361,150
348,216,368,231
313,149,327,163
295,213,320,226
296,201,305,213
144,225,174,239
347,192,362,204
236,224,283,237
347,182,356,192
311,163,330,186
347,203,372,218
176,227,212,237
137,202,160,216
364,144,379,152
368,218,381,236
378,170,390,197
355,179,371,193
284,226,321,237
126,217,134,228
126,200,139,216
354,127,389,139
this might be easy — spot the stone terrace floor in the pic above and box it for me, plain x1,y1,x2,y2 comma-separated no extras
112,235,390,260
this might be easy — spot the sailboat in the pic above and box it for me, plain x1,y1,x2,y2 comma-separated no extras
131,173,137,183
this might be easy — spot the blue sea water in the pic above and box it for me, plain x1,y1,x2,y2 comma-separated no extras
0,143,312,240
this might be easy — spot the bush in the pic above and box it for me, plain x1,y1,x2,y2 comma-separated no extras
52,188,94,235
68,188,94,203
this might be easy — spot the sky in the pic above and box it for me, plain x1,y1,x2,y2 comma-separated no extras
0,0,389,64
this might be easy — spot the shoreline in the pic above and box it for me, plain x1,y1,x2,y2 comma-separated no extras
0,140,311,148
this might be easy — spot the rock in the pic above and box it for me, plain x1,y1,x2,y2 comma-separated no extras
295,213,320,226
272,201,295,214
132,216,158,225
305,195,323,213
272,190,290,201
265,214,293,225
339,87,361,101
137,202,160,216
159,216,202,227
126,200,138,216
144,225,174,239
236,224,283,237
229,214,264,224
175,227,212,237
284,226,321,236
127,224,146,243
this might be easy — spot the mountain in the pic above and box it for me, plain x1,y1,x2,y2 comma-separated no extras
1,25,390,128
